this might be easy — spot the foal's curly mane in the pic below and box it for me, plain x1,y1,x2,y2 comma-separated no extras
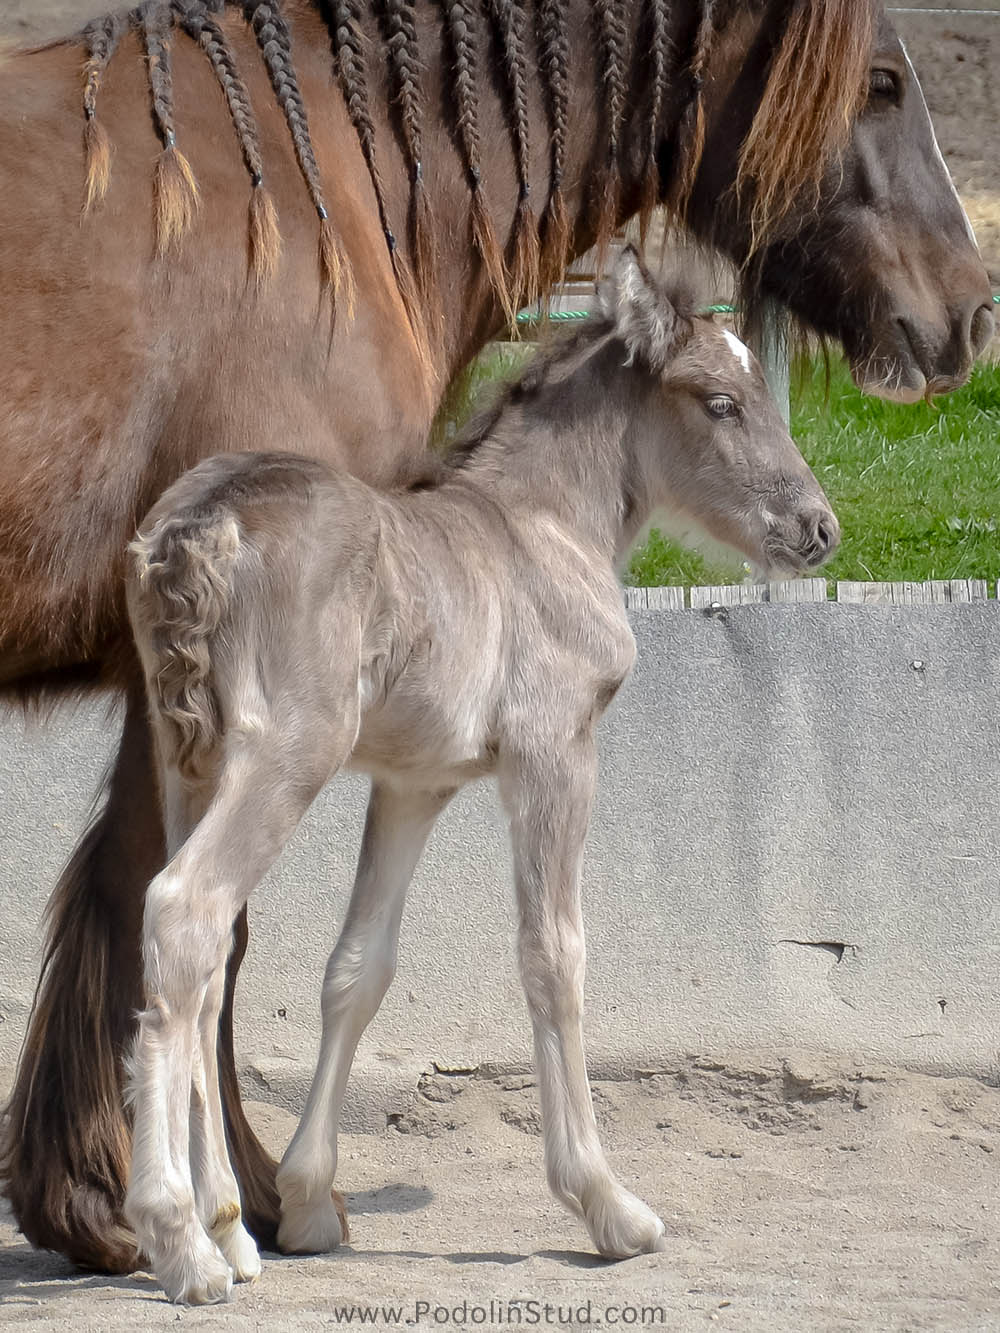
75,0,874,349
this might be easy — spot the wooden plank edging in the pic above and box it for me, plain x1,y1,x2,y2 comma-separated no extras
624,578,994,611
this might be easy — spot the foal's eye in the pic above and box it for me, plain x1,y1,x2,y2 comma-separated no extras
704,395,739,420
869,68,899,102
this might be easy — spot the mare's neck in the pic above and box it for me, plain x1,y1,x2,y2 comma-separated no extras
424,0,698,382
459,338,659,566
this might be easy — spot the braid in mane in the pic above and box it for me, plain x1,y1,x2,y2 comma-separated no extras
81,12,123,212
592,0,628,271
671,0,715,220
244,0,353,307
536,0,570,291
638,0,672,246
328,0,430,365
488,0,540,309
382,0,438,312
177,0,281,282
442,0,514,330
136,1,200,254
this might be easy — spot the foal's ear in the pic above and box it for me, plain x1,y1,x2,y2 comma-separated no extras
597,246,681,372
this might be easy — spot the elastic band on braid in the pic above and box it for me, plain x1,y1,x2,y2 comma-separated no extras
638,0,672,245
244,0,353,308
442,0,513,329
672,0,716,219
330,0,429,365
488,0,540,310
178,0,281,282
383,0,438,311
81,13,124,212
593,0,628,271
536,0,570,291
137,1,200,254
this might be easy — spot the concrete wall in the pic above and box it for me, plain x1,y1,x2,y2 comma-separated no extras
2,595,999,1127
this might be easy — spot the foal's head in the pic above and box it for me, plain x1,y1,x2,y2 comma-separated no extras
599,251,839,578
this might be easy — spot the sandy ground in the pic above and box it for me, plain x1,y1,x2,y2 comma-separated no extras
2,4,999,1330
2,1058,1000,1330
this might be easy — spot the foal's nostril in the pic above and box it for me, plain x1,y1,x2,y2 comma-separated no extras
803,513,840,566
815,518,838,556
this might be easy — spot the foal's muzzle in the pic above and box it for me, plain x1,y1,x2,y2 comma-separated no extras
762,505,840,574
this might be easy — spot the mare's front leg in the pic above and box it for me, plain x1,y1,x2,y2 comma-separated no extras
501,736,665,1259
277,780,455,1253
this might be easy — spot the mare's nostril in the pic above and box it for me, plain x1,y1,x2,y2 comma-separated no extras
970,302,995,359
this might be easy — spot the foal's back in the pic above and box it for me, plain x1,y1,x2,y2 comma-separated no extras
130,446,630,788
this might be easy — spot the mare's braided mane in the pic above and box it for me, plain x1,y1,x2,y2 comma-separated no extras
78,0,875,350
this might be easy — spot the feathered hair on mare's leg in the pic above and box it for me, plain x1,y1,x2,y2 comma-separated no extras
442,0,515,331
488,0,541,311
244,0,354,310
381,0,439,318
177,0,282,283
136,2,201,255
328,0,432,371
536,0,571,294
81,12,123,213
592,0,627,274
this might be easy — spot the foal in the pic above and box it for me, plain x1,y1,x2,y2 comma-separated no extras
124,250,838,1304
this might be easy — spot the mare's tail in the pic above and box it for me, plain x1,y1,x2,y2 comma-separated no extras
0,754,143,1272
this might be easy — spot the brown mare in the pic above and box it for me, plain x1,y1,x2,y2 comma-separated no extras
0,0,992,1275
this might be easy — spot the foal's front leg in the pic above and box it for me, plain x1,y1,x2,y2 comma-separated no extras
277,781,455,1253
501,737,665,1259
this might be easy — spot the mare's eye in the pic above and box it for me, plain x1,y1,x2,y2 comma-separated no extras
705,395,738,420
869,68,899,102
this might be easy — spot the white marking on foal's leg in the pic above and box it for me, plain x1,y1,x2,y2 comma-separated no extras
277,782,454,1255
502,740,665,1260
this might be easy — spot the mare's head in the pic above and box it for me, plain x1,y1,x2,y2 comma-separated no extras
599,250,839,577
686,2,992,402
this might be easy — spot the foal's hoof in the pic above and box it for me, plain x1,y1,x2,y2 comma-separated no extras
215,1218,262,1284
157,1228,234,1306
588,1187,666,1261
277,1193,345,1255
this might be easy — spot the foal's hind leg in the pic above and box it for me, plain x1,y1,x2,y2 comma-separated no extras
277,781,455,1254
126,726,354,1304
501,737,665,1260
157,768,263,1287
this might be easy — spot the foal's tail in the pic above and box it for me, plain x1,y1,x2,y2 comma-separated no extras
129,511,241,776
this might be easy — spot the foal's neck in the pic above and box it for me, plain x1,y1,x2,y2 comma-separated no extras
459,337,658,566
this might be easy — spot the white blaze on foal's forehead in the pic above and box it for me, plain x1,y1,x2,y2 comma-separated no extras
722,328,753,376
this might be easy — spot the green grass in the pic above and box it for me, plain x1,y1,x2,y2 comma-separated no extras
435,346,1000,588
